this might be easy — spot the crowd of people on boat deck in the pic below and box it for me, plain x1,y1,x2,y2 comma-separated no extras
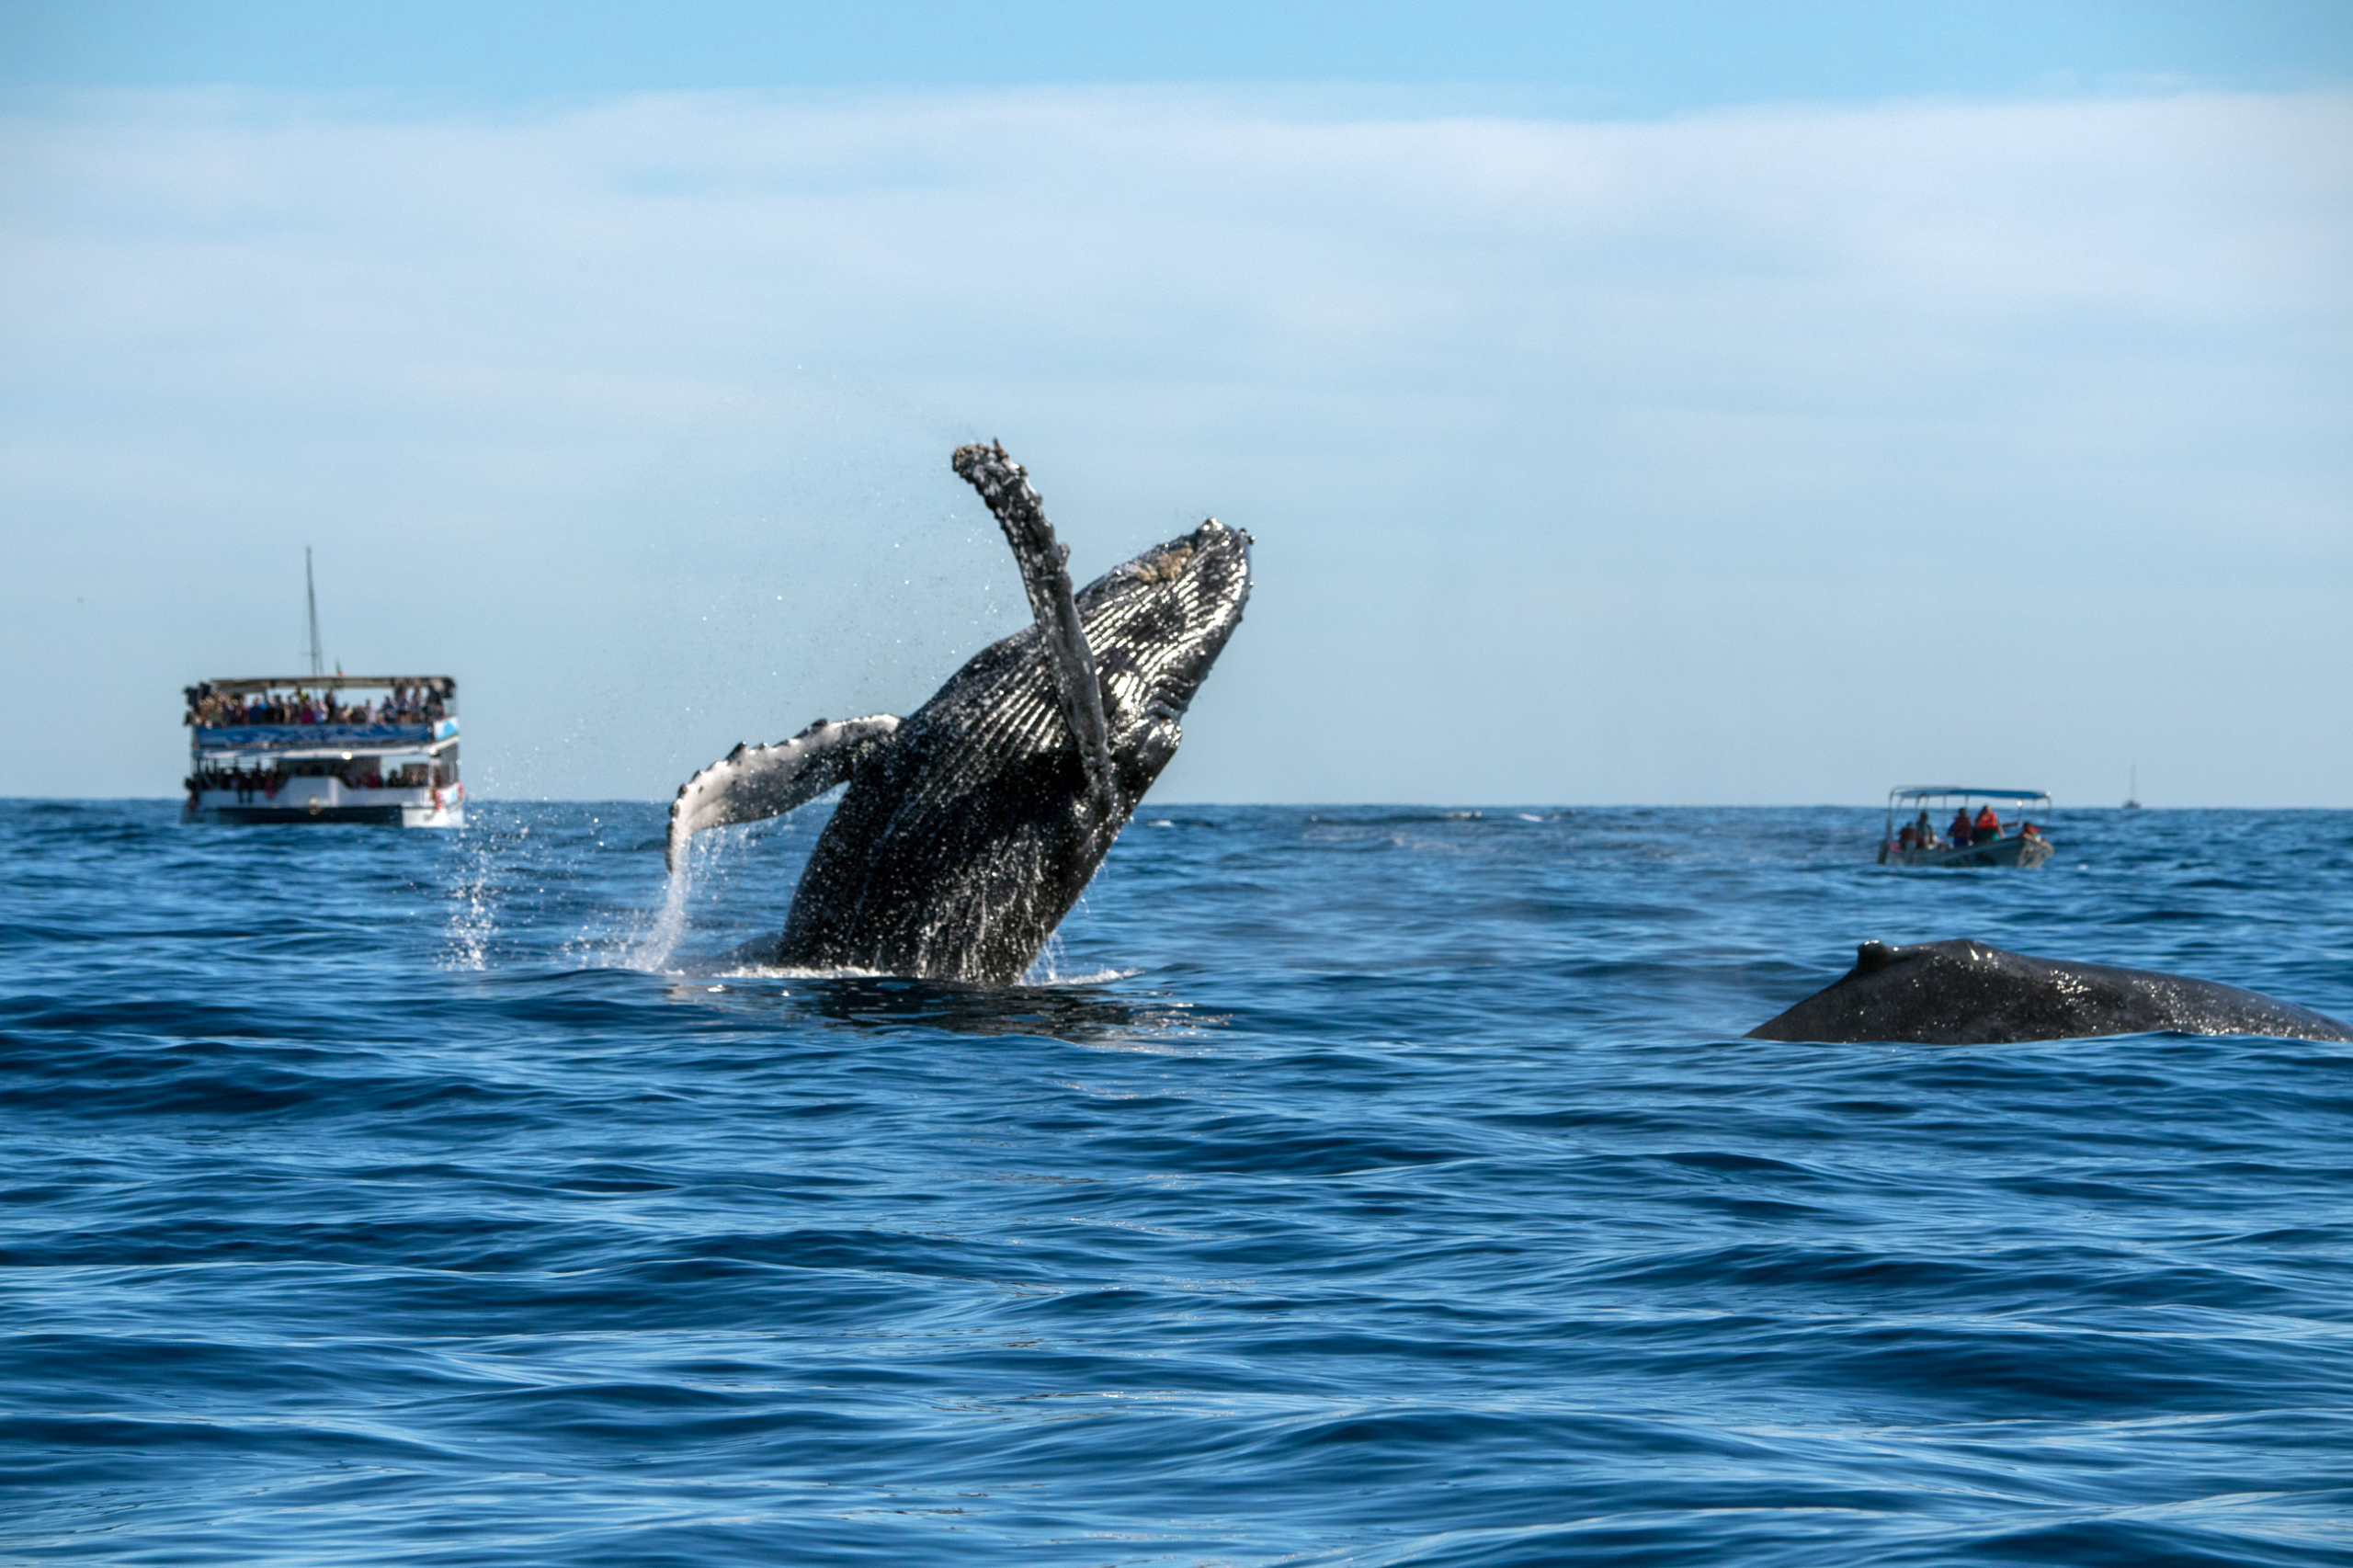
183,684,448,728
1893,805,2045,854
188,757,439,799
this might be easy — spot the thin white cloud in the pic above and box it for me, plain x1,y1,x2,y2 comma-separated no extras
2,85,2347,803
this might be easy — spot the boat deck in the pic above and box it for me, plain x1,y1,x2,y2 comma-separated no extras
1881,834,2052,869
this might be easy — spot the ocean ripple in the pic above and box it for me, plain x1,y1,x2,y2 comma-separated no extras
1,801,2348,1564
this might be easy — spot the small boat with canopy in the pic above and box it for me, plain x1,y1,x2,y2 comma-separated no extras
1879,787,2053,868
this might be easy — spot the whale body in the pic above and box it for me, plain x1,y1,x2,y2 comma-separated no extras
1748,938,2353,1045
667,444,1251,984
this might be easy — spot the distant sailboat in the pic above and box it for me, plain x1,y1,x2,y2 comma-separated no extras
2123,766,2143,811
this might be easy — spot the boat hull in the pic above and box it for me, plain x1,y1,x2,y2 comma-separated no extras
182,779,462,829
1881,835,2052,869
183,803,463,827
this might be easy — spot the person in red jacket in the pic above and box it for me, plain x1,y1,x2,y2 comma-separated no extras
1973,804,2002,844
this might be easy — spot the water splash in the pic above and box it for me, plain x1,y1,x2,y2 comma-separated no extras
627,852,697,972
610,814,805,973
441,819,507,971
1023,927,1068,985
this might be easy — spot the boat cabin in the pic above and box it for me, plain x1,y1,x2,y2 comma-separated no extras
182,676,462,827
1880,787,2052,868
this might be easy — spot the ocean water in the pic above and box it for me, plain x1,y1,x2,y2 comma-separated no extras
4,799,2350,1567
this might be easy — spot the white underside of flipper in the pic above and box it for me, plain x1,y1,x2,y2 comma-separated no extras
667,715,901,872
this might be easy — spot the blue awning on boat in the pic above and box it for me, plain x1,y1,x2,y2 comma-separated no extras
192,722,453,752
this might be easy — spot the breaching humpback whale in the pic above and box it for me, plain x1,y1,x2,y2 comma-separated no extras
1748,938,2353,1045
666,442,1251,984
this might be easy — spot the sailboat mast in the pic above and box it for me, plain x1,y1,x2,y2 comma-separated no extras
305,547,324,679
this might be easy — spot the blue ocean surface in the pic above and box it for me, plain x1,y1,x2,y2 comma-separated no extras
4,800,2350,1566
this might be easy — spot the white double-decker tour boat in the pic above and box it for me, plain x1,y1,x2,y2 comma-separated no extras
182,675,463,827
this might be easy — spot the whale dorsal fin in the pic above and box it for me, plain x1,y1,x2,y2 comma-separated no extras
667,715,901,872
951,441,1116,822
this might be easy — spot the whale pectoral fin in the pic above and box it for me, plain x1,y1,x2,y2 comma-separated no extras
951,441,1117,819
666,714,901,872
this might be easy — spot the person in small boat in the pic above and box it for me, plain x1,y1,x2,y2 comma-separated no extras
1972,804,2002,844
2019,820,2041,839
1897,824,1918,851
1949,807,1972,846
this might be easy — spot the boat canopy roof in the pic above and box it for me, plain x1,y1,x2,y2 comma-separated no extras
195,675,456,695
1890,786,2050,802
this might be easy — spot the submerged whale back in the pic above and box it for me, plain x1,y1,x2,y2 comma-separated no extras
1749,938,2353,1044
779,520,1250,983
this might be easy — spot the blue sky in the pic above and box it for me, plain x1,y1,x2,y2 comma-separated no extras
3,3,2348,805
7,1,2350,102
